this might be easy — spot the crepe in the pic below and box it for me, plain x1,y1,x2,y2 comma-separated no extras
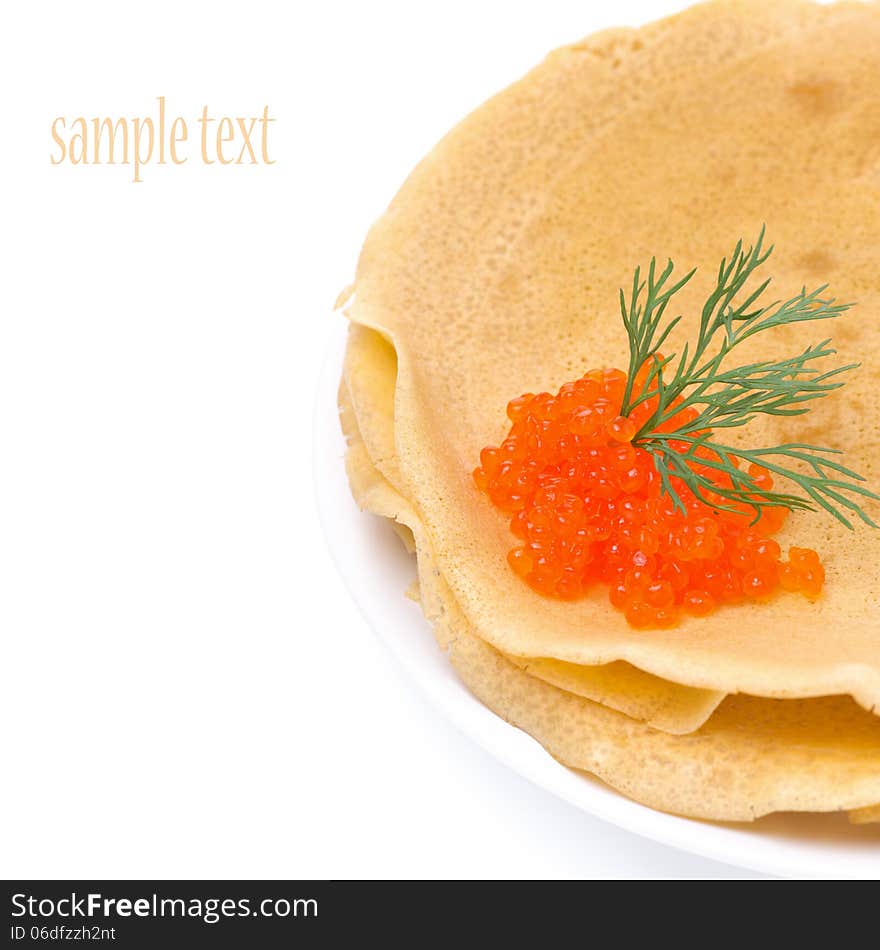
346,0,880,710
849,804,880,824
341,380,880,820
343,323,726,734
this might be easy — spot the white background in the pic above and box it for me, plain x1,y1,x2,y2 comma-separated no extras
0,0,765,878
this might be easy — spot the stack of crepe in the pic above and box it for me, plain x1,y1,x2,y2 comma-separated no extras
338,0,880,822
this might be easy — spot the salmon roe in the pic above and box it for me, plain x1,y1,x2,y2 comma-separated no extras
473,364,825,628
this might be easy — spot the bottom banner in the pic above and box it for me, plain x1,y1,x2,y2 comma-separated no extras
2,878,841,945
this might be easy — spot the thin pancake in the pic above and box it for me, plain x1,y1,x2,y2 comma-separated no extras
504,655,723,735
342,326,725,733
341,384,880,821
348,0,880,708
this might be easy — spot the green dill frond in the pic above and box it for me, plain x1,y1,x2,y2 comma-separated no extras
618,228,879,527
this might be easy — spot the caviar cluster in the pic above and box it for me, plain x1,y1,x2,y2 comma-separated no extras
473,366,825,627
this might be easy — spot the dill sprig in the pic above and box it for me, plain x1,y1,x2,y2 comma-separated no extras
618,227,879,528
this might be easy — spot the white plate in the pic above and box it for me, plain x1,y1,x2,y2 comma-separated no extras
314,321,880,879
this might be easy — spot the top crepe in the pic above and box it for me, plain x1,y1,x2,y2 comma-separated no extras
347,0,880,708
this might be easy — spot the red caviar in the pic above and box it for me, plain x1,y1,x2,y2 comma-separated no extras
473,364,825,627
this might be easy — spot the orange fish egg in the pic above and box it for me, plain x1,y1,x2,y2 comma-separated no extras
473,367,824,627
